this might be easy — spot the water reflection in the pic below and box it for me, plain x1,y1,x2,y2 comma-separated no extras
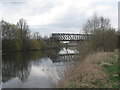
2,49,75,88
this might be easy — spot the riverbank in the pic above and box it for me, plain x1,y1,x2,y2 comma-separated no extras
57,51,119,88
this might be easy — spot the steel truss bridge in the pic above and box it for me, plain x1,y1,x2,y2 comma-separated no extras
51,33,90,41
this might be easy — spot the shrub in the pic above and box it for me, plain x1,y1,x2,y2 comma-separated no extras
77,15,118,60
2,39,22,52
28,40,41,50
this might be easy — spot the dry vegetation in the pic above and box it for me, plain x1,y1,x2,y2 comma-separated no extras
56,15,119,88
57,52,118,88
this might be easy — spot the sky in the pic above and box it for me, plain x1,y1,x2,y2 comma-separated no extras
0,0,119,36
118,1,120,31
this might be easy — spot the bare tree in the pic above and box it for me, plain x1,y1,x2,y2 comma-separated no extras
17,18,29,40
33,32,42,40
83,14,111,34
1,20,13,40
82,14,117,52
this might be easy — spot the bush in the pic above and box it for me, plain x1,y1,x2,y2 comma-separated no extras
77,15,118,60
2,39,22,52
2,39,42,52
28,40,41,50
77,41,94,60
90,29,117,52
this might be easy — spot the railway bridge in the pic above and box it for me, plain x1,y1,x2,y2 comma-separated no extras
50,33,90,41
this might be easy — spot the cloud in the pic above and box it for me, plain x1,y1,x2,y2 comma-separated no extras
30,26,81,37
0,0,118,36
119,1,120,30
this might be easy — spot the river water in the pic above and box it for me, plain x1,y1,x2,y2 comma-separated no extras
2,48,78,88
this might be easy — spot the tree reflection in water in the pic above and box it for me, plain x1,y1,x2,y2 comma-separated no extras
2,51,42,83
2,49,60,83
2,48,75,88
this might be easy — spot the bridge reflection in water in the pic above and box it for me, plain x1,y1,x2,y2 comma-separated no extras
51,54,79,63
2,49,79,88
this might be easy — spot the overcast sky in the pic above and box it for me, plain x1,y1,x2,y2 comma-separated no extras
0,0,118,36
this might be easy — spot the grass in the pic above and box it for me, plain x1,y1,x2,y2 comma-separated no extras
57,52,119,88
101,54,119,88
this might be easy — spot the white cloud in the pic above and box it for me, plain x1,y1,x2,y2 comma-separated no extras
0,0,118,36
27,4,69,26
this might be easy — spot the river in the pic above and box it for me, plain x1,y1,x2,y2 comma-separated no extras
2,48,78,88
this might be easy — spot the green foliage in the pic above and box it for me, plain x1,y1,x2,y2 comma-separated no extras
2,39,22,52
1,19,61,52
28,40,41,50
1,19,47,52
102,54,119,88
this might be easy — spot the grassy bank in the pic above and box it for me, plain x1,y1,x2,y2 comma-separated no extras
57,52,119,88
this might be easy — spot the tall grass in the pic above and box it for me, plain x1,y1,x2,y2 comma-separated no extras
58,52,118,88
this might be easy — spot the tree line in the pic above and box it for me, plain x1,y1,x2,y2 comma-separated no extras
78,14,118,60
1,18,60,53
